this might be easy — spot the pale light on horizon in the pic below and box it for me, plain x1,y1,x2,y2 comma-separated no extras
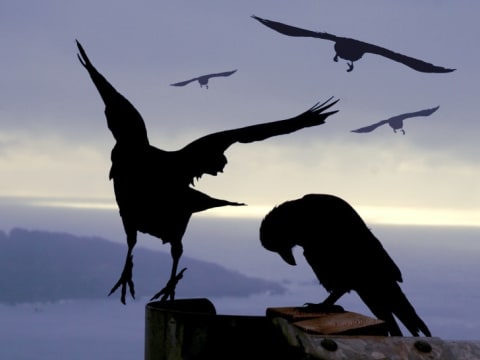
202,205,480,228
29,198,480,228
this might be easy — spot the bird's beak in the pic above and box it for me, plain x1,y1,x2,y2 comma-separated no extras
278,249,296,266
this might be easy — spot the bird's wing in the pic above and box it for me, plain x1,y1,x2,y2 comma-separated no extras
180,97,339,181
76,40,149,146
359,41,455,73
170,77,199,87
252,15,337,41
351,119,390,133
366,237,403,282
390,106,440,122
205,69,237,78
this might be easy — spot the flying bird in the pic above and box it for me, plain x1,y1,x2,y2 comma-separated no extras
351,106,439,135
252,15,455,73
260,194,431,337
76,40,339,304
170,70,237,89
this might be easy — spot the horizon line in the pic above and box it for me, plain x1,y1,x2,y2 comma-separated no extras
13,197,480,228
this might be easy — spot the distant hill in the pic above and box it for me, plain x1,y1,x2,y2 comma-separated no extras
0,228,285,304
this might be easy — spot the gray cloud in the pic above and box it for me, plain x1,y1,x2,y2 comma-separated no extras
0,0,478,217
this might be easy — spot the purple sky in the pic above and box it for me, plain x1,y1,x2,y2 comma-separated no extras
0,1,478,228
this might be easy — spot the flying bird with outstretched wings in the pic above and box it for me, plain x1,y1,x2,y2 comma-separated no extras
76,40,339,304
351,106,439,135
252,15,455,73
170,70,237,89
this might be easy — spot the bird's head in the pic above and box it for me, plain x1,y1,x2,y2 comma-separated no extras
260,234,297,266
277,248,296,266
203,154,227,176
260,204,297,266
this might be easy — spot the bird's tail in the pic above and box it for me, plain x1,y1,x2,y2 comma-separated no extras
188,188,245,214
357,283,431,337
202,197,246,210
390,284,431,337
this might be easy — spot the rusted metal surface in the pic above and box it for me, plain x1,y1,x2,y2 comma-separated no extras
267,306,387,335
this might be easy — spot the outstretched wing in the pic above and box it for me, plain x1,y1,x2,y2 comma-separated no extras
390,106,440,122
352,106,440,134
351,119,390,133
360,42,455,73
252,15,337,42
170,77,199,87
171,70,237,86
252,15,455,74
206,69,237,79
76,40,149,146
180,97,339,181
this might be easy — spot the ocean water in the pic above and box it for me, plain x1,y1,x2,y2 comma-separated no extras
1,224,480,359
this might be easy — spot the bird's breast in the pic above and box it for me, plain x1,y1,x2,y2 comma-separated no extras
334,40,365,61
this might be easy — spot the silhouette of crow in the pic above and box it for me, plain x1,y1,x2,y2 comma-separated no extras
252,15,455,73
351,106,439,135
76,40,339,304
260,194,431,337
170,70,237,89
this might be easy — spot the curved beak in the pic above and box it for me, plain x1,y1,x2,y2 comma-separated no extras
278,249,296,266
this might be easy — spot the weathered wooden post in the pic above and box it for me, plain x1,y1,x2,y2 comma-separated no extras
145,300,480,359
145,298,216,360
144,298,292,360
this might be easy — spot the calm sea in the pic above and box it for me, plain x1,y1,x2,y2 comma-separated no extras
1,221,479,359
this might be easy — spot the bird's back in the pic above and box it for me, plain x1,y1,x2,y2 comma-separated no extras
296,195,429,336
269,194,402,290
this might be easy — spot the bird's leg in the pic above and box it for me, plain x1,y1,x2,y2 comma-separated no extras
150,242,187,302
150,268,187,302
346,61,354,72
108,228,137,304
301,289,346,313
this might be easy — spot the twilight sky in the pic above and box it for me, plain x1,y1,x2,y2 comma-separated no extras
1,0,479,227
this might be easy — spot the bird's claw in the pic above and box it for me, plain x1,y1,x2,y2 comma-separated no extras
108,254,135,305
346,62,354,72
150,268,188,302
299,302,345,313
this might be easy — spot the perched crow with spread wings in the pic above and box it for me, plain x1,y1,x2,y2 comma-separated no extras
76,40,339,304
260,194,432,337
252,15,455,73
170,69,237,89
351,106,439,135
